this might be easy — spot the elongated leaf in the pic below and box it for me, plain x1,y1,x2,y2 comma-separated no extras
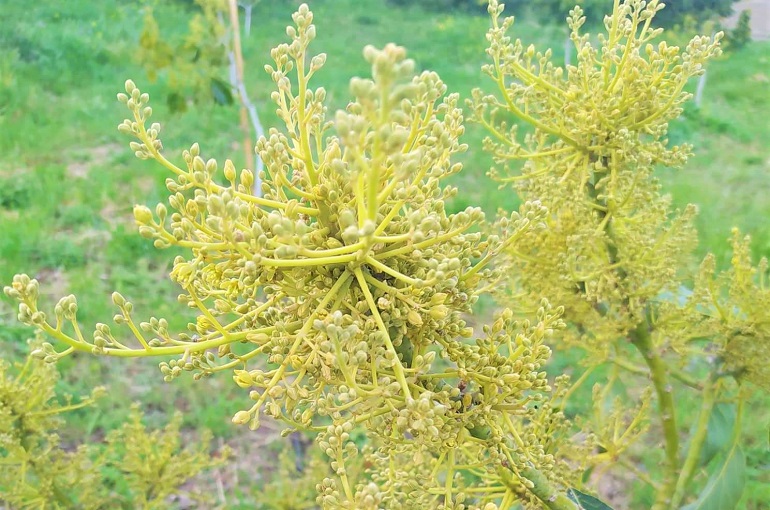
681,445,746,510
698,402,736,467
581,466,595,485
210,77,234,105
655,285,717,316
567,488,614,510
166,91,187,113
656,285,694,307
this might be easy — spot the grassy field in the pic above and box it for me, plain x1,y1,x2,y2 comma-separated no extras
1,0,768,507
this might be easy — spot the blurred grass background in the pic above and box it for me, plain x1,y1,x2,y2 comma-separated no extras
0,0,768,507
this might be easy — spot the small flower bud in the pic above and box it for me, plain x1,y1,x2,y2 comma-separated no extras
406,309,423,326
133,205,153,224
429,305,448,320
232,410,251,425
112,292,126,307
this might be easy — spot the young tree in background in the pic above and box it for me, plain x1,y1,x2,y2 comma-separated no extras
651,0,741,28
139,0,264,194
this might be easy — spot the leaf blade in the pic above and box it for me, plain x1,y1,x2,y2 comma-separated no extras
698,402,736,468
567,488,615,510
681,445,746,510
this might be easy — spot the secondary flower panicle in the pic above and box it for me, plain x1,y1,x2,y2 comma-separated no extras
473,1,765,509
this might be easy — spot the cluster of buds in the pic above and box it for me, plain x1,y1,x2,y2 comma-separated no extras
4,3,590,508
678,229,770,391
471,2,770,509
471,0,722,350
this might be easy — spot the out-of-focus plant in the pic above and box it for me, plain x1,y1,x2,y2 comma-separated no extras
509,0,608,67
725,9,752,51
139,0,265,191
650,0,741,28
0,339,228,509
138,0,230,112
664,14,720,108
472,0,765,508
665,8,751,109
251,445,340,509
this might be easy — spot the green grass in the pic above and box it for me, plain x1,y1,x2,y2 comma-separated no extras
1,0,769,508
662,41,770,268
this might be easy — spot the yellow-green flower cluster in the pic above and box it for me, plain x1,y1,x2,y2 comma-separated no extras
472,2,769,509
471,0,721,352
5,4,580,508
677,230,770,391
0,342,224,508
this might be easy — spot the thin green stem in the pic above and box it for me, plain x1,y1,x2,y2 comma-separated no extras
465,412,577,510
519,466,578,510
27,398,95,418
365,255,425,287
629,320,679,510
14,354,33,384
618,457,661,490
445,448,455,505
295,43,317,186
353,268,411,397
560,364,597,409
38,320,253,358
247,271,353,416
375,223,473,259
669,377,718,509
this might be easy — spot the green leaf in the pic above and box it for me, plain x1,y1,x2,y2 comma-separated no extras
657,284,693,307
210,77,233,105
681,445,746,510
698,402,736,467
567,488,614,510
166,91,187,113
580,466,595,485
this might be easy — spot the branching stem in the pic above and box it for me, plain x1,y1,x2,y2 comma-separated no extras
669,376,718,509
629,320,679,510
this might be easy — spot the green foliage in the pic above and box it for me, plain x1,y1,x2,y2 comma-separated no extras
698,402,736,467
652,0,741,28
506,0,609,26
0,175,32,209
386,0,486,15
566,489,614,510
681,431,745,510
0,340,227,509
725,10,752,51
137,0,230,112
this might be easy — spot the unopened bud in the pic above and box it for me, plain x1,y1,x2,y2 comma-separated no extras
232,410,251,425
